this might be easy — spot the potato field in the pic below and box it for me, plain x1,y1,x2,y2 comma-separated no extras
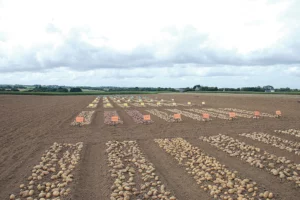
1,93,300,200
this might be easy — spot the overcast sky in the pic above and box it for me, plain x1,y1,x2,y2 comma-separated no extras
0,0,299,88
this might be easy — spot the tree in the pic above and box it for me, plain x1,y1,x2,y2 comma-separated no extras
70,88,82,92
57,87,68,92
193,85,201,90
263,85,274,90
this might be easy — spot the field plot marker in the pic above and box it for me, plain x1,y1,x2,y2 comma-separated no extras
229,112,236,120
166,109,204,121
104,111,123,125
71,111,94,126
222,108,277,118
254,111,261,119
111,116,119,126
76,116,84,123
173,113,181,122
143,114,152,124
275,110,282,118
186,108,230,120
146,109,178,122
126,110,153,124
202,113,210,121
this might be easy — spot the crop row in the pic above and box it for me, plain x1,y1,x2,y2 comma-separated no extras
10,142,83,200
203,108,253,119
275,129,300,138
87,97,100,108
166,109,204,121
104,111,123,125
71,111,94,126
92,97,100,104
106,140,176,200
130,103,146,107
187,108,230,120
240,132,300,155
116,103,130,108
154,138,273,199
146,109,179,122
200,134,300,187
87,103,97,108
145,103,160,107
125,109,153,124
222,108,277,118
103,97,114,108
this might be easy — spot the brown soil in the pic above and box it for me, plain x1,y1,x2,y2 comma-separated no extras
0,93,300,200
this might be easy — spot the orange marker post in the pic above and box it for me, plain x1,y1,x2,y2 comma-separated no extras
254,111,260,119
143,115,151,124
229,112,236,120
76,116,84,123
111,116,119,126
203,113,210,121
174,113,181,122
111,116,119,122
143,115,151,121
276,110,282,118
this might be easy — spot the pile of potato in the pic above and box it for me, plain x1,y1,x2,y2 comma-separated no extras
10,142,83,200
240,132,300,155
146,109,179,122
104,111,123,125
275,129,300,138
106,140,176,200
145,103,160,107
87,103,97,108
103,97,114,108
187,108,230,120
222,108,276,118
216,108,253,118
165,109,204,121
202,108,238,118
130,103,146,108
155,138,273,199
71,111,95,126
92,97,100,104
200,134,300,187
116,103,130,108
125,110,153,124
162,103,177,107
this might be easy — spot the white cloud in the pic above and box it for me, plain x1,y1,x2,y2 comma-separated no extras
0,0,299,88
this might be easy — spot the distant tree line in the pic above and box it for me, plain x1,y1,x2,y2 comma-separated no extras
0,85,20,91
1,84,299,93
106,87,177,92
30,86,68,92
189,85,299,92
31,86,83,92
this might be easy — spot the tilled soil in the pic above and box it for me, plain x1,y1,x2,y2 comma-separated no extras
0,93,300,200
